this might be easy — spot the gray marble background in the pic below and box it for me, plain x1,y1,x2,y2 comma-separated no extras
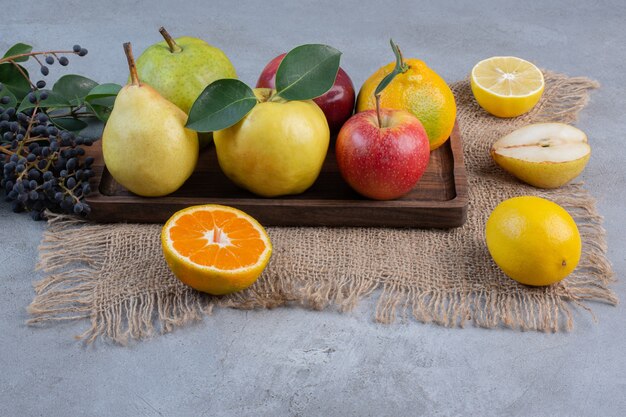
1,0,625,416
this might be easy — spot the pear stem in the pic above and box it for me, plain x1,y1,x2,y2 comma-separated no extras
159,27,182,53
123,42,140,86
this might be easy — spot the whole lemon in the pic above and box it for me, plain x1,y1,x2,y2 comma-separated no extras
356,58,457,150
214,89,330,197
485,196,581,286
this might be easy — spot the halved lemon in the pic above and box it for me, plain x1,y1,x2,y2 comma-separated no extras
471,56,544,118
161,204,272,295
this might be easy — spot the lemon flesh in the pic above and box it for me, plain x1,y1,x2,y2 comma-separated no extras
471,56,544,118
485,196,581,286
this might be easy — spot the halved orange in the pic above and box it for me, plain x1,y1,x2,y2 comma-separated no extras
161,204,272,295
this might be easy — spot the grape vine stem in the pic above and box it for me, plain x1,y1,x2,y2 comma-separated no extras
0,50,78,65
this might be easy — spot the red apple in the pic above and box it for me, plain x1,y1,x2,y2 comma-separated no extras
335,109,430,200
256,53,356,134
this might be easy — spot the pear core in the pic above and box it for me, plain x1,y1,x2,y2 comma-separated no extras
492,123,590,163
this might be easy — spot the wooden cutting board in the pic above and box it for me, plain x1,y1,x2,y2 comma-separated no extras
84,121,468,228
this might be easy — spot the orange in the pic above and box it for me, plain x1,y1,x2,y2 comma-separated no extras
356,58,457,150
161,204,272,295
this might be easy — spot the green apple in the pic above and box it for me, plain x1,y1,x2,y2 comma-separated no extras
135,27,237,146
214,88,330,197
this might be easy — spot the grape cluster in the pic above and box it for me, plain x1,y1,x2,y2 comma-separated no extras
0,92,96,221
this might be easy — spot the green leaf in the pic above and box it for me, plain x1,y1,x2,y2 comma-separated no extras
17,89,71,112
86,100,114,122
53,75,99,106
3,43,33,62
275,44,341,101
0,63,31,98
85,83,122,102
186,79,257,132
51,117,88,132
0,85,18,108
374,39,408,96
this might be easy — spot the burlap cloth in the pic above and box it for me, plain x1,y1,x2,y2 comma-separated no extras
28,72,618,344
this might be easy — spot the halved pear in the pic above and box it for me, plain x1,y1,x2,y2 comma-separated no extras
491,123,590,188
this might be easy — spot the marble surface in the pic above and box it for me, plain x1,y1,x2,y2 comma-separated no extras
1,1,625,415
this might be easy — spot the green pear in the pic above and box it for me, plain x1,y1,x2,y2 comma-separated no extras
135,27,237,147
102,42,199,197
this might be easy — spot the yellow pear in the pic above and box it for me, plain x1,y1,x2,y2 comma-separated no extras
490,123,590,188
102,42,198,197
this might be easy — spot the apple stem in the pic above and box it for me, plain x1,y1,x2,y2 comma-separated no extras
159,26,182,53
375,93,383,128
123,42,140,86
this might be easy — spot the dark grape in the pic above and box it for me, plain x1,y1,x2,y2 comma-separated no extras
78,48,88,56
28,169,40,180
40,66,50,76
1,76,96,220
39,91,49,101
59,56,69,66
73,45,81,53
17,113,28,124
66,158,77,171
0,96,10,105
45,56,54,65
37,113,48,123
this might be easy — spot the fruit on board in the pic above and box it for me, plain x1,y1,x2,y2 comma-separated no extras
336,109,430,200
356,49,456,150
135,27,237,147
135,27,237,114
214,88,330,197
485,196,581,286
161,204,272,295
471,56,544,118
491,123,590,188
102,43,198,197
256,53,356,134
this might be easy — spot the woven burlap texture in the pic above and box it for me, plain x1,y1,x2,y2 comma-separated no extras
28,72,617,344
